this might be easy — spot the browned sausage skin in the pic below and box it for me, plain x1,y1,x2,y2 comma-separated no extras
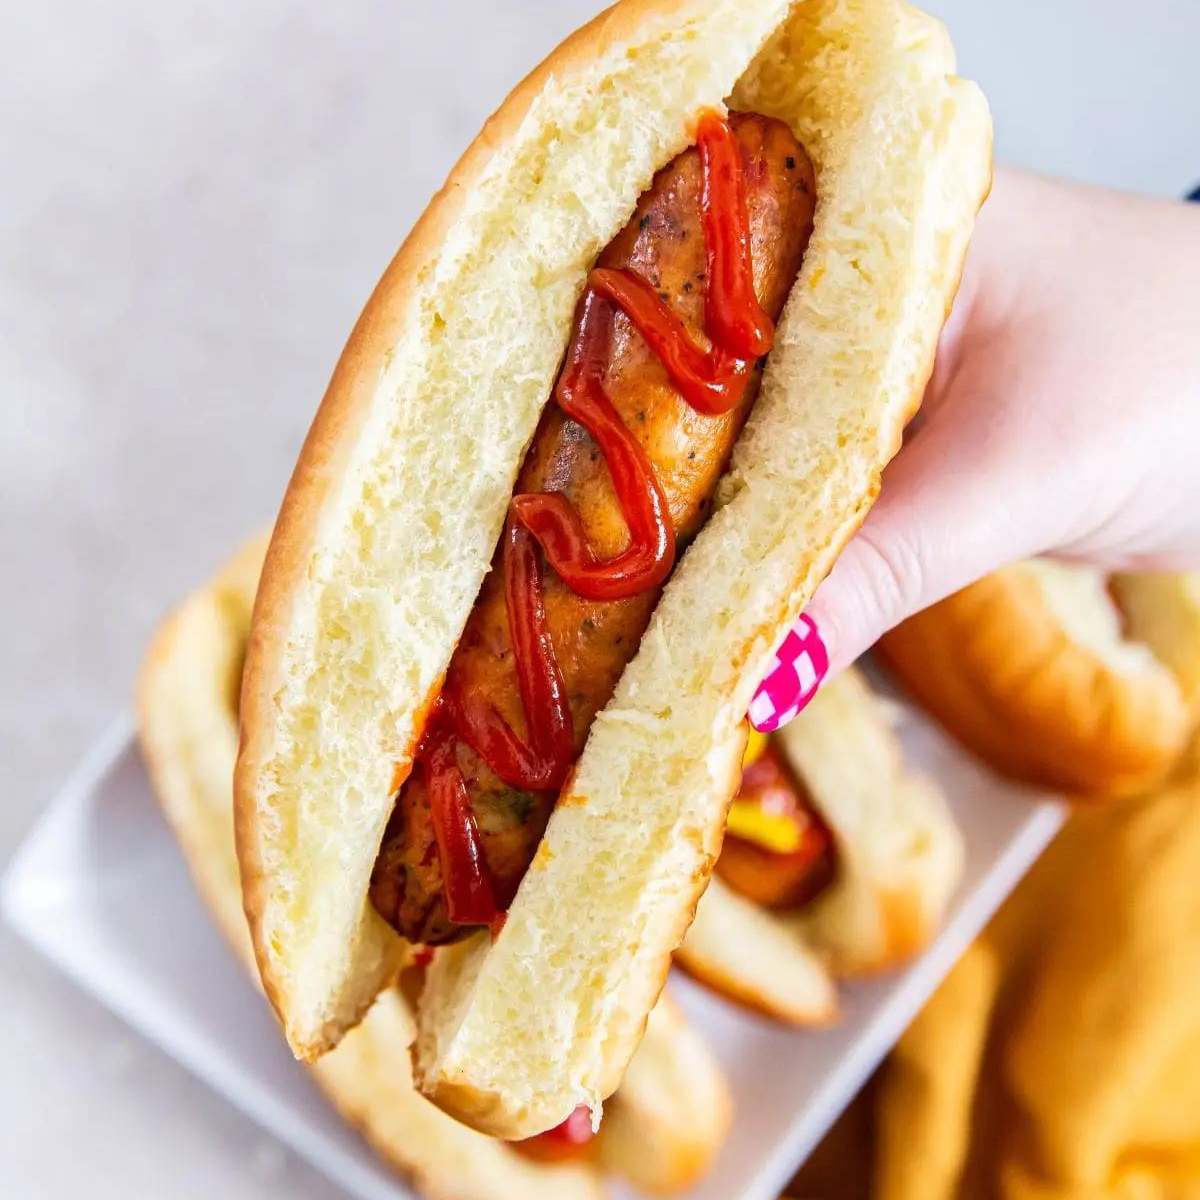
370,113,816,945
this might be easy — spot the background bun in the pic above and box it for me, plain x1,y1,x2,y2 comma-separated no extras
878,560,1199,797
140,535,729,1196
137,536,600,1199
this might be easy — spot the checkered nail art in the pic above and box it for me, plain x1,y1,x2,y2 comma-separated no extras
747,614,829,733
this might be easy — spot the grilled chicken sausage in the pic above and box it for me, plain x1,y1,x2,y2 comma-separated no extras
370,113,816,944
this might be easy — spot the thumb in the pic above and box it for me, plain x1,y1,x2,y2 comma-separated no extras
748,410,1039,732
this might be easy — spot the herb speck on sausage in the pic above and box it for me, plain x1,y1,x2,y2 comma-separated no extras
498,788,537,826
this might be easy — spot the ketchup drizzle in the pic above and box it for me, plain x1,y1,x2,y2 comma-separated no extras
515,1104,596,1162
698,112,774,359
445,518,574,790
510,287,677,603
422,111,776,932
421,724,504,933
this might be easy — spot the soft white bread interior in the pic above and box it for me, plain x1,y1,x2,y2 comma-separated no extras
677,666,961,1020
137,536,601,1200
878,560,1195,797
1109,571,1200,722
139,537,726,1198
235,0,991,1134
412,0,990,1134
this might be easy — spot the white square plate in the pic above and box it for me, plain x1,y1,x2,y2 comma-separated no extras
2,706,1063,1200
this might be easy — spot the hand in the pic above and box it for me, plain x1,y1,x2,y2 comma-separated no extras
749,167,1200,731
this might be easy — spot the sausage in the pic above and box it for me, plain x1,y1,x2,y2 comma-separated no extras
713,743,835,909
370,112,816,944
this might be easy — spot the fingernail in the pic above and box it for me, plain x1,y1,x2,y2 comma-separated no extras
747,614,829,733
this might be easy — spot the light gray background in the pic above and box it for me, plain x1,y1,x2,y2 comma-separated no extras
3,2,1198,1195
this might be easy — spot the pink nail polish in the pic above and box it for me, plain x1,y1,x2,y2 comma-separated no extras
747,614,829,733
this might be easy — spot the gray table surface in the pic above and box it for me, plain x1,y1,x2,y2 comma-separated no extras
3,1,1197,1195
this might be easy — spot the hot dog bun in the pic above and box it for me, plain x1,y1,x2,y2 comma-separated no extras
138,534,729,1196
677,874,839,1025
137,538,596,1199
878,560,1200,797
677,667,962,1021
235,0,991,1135
774,668,962,972
597,990,732,1195
1108,571,1200,722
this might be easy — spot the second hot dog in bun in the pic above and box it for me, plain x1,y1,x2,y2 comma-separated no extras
677,666,963,1023
139,535,730,1197
235,0,992,1137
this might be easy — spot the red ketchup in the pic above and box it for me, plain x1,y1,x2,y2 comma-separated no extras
421,111,774,933
419,721,504,933
515,1104,597,1163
